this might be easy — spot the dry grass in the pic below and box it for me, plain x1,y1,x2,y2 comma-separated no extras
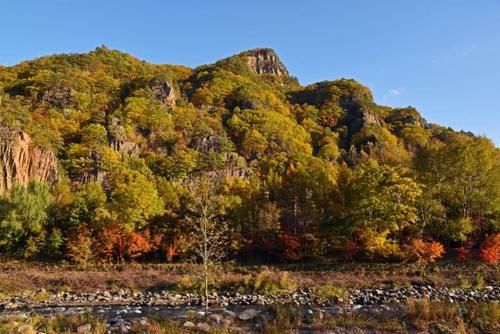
0,259,497,296
405,299,500,334
0,313,108,334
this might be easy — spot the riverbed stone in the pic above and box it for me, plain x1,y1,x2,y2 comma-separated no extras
76,323,91,333
238,308,259,321
209,313,223,324
197,322,211,332
183,321,195,328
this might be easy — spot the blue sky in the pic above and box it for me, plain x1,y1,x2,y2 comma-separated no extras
1,0,499,144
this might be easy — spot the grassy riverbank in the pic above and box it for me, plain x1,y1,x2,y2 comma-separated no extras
0,260,497,297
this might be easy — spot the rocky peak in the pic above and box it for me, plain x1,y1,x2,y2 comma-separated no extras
242,48,289,76
0,126,58,193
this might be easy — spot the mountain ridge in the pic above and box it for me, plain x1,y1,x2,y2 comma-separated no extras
0,46,498,264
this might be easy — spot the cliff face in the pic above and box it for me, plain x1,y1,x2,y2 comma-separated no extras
0,126,58,194
243,48,289,76
148,78,176,109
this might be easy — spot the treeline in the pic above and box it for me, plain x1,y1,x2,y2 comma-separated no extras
0,47,498,265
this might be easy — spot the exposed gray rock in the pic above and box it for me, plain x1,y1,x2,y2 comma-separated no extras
242,48,289,76
209,313,223,324
148,78,176,109
196,322,211,332
238,308,259,321
108,117,139,157
39,86,77,109
183,321,195,328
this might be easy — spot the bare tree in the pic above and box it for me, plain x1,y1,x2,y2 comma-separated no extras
186,177,229,313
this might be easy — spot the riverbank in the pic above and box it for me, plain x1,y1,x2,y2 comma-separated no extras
0,260,497,296
1,300,498,333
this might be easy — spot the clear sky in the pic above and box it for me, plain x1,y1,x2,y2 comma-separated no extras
1,0,499,144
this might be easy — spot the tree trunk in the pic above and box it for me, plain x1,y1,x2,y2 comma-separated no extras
204,266,208,313
204,229,209,314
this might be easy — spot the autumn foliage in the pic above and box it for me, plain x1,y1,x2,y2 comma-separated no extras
479,234,500,264
0,48,499,266
455,246,472,262
98,224,160,262
279,233,304,261
411,239,445,264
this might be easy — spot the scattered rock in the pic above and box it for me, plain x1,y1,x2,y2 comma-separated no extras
183,321,195,328
196,322,211,332
223,310,237,318
76,323,91,333
209,313,223,324
238,308,259,321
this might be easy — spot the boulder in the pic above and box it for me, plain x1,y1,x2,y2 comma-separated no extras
209,313,223,324
183,321,195,328
238,308,260,321
196,322,211,332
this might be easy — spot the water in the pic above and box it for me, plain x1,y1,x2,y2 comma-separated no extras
1,304,268,321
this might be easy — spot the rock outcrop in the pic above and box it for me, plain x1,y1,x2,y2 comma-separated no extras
108,117,140,157
39,86,78,109
0,126,58,193
148,78,176,109
242,48,289,76
385,107,428,132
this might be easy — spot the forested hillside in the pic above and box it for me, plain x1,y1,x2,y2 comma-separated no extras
0,46,498,264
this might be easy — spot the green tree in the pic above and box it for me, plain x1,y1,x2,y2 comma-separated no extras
0,181,54,254
344,160,422,257
109,166,164,231
417,135,500,243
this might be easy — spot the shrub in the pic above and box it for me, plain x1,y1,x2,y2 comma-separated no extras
176,274,203,292
314,284,349,302
479,234,500,264
98,224,158,262
342,240,359,260
66,228,94,267
355,228,401,259
411,239,445,265
279,233,304,261
455,246,471,262
250,270,297,295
